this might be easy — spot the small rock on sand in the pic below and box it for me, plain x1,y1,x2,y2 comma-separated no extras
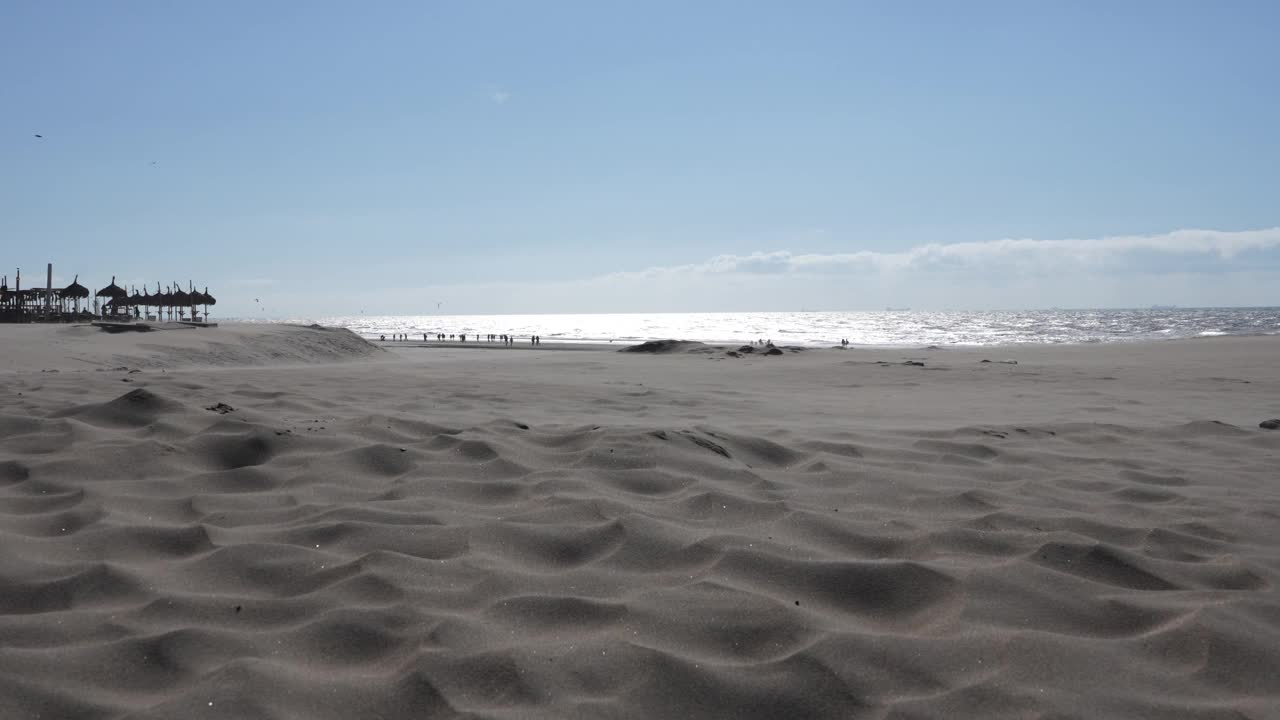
1260,419,1280,430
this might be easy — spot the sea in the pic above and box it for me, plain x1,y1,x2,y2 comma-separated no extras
256,308,1280,348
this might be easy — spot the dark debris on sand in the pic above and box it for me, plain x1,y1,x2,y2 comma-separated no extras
619,340,714,354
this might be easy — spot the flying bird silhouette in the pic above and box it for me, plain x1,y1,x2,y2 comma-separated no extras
33,134,43,139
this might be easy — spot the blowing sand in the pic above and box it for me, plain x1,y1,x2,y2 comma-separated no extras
1,323,1278,719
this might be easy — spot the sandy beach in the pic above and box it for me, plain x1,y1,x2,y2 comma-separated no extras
1,322,1277,719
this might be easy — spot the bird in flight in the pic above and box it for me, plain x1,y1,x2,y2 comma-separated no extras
33,134,43,138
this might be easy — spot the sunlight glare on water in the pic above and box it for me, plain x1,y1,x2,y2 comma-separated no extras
241,308,1280,347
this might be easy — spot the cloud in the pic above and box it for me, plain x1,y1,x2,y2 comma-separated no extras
489,90,510,105
605,228,1280,281
221,227,1280,316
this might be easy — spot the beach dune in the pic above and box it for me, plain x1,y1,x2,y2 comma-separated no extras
1,324,1277,719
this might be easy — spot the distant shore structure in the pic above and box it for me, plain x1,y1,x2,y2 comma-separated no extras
1,263,216,324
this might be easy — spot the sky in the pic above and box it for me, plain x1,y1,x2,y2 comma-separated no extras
2,0,1278,317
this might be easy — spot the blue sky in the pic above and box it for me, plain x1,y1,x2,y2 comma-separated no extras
3,0,1277,316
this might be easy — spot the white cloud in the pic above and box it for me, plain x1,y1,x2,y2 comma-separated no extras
489,90,510,105
605,227,1280,281
215,228,1280,316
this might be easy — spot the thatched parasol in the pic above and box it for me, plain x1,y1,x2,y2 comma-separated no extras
199,286,216,319
97,276,127,315
157,282,173,320
127,287,145,318
63,275,90,299
96,276,127,301
170,283,191,320
63,275,90,313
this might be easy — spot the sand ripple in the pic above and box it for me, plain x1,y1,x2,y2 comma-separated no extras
1,376,1278,719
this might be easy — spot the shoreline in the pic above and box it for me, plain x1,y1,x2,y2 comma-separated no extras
371,331,1280,353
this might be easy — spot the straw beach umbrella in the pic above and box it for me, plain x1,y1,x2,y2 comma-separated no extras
96,276,127,316
189,286,213,320
171,283,191,320
127,287,145,318
156,282,172,320
97,276,127,301
63,275,89,313
186,281,203,320
200,286,216,319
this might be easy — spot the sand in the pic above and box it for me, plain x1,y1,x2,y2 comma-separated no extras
1,323,1278,719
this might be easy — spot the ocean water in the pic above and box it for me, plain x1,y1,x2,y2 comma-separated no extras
276,308,1280,347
